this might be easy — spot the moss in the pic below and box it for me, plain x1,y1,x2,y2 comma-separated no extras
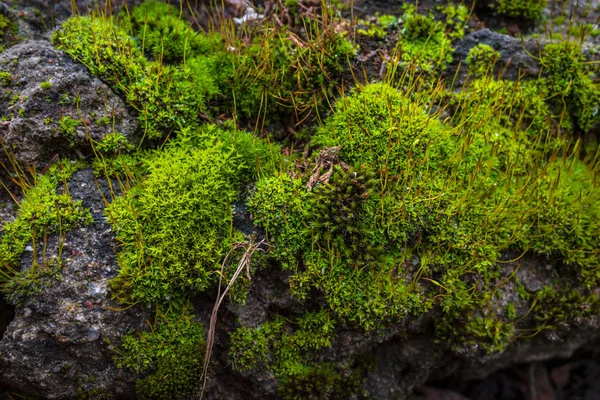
40,81,52,90
0,13,18,52
220,22,356,124
465,44,500,77
106,124,280,304
95,133,134,155
540,41,600,133
491,0,546,20
125,0,221,64
0,71,11,86
396,6,454,72
534,286,600,328
0,162,92,282
53,15,218,139
59,116,82,143
115,301,205,399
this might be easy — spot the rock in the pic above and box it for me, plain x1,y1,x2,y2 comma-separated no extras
0,41,138,171
0,169,149,398
448,29,541,85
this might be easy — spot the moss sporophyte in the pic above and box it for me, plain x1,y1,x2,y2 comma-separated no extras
35,0,600,397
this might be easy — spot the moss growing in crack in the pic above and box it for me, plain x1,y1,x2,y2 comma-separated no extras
106,124,281,304
114,301,205,399
59,116,82,144
0,71,12,86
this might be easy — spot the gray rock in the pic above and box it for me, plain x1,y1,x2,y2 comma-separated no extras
0,169,149,399
0,40,138,171
449,29,541,85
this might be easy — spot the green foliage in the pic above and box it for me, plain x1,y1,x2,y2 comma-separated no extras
491,0,546,19
230,310,334,377
126,0,221,63
534,286,600,327
541,41,600,133
439,4,470,40
0,163,91,280
53,15,218,139
40,81,52,90
106,125,279,304
95,133,134,154
398,6,453,71
304,165,379,261
0,71,12,86
2,259,62,306
0,13,18,52
221,23,356,123
115,302,205,399
357,14,398,38
465,44,500,77
59,116,82,143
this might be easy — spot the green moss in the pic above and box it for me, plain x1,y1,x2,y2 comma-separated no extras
40,81,52,90
106,125,280,304
541,41,600,133
0,71,11,86
125,0,221,64
397,6,454,72
0,163,92,282
221,23,355,123
95,133,134,154
53,15,218,139
59,116,82,143
491,0,546,20
465,44,500,77
534,286,600,328
115,301,205,399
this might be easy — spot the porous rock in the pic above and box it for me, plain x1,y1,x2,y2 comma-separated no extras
0,169,149,398
449,28,540,84
0,40,138,170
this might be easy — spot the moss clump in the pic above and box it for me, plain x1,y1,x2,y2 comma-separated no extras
219,21,355,124
396,6,454,72
53,15,218,139
465,44,500,77
106,124,280,304
115,302,205,399
312,83,449,175
541,41,600,133
0,163,92,280
534,286,600,328
491,0,546,20
59,116,82,143
0,13,18,52
0,71,12,86
126,0,220,63
95,133,134,155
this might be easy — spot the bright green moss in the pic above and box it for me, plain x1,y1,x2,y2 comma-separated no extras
0,163,92,280
221,23,356,123
115,302,205,399
465,44,500,77
40,81,52,90
59,116,82,143
95,133,134,154
0,71,12,86
53,16,218,139
534,286,600,327
397,6,453,72
439,4,470,40
126,0,221,63
313,83,449,174
541,41,600,133
0,13,18,52
106,125,280,304
491,0,546,19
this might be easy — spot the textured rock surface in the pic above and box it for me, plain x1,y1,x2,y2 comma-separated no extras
449,29,541,84
0,169,148,398
0,41,138,170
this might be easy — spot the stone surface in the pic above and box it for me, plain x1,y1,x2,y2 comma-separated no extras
0,169,149,398
0,40,138,171
448,29,541,85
